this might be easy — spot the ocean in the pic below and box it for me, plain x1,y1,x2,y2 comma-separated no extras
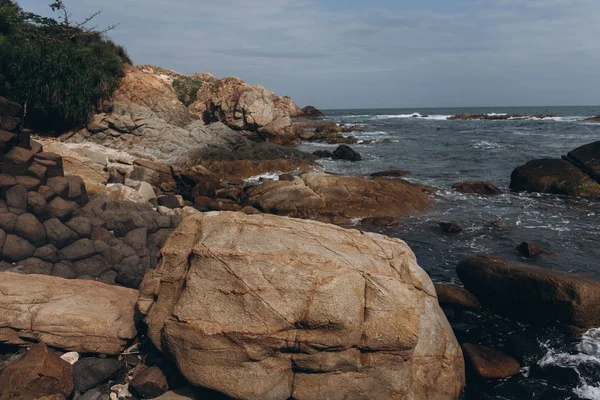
297,106,600,399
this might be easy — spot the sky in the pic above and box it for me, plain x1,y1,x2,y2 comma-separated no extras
17,0,600,109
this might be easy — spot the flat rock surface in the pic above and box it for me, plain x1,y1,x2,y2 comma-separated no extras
139,212,464,400
0,272,138,354
461,343,521,379
246,172,432,224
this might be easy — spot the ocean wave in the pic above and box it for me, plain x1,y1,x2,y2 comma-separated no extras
373,113,452,121
469,140,508,150
539,328,600,400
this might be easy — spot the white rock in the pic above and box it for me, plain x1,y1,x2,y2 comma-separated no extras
60,351,80,365
136,181,156,202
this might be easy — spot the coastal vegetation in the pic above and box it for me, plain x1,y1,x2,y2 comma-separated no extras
0,0,130,132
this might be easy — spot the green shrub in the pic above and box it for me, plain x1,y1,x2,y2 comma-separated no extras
0,0,131,133
172,75,203,107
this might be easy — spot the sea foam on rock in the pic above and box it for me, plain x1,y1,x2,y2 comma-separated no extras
138,212,465,400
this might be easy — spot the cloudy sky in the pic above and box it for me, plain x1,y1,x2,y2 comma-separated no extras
18,0,600,109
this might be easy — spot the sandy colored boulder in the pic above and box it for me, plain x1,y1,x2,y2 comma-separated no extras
139,212,464,400
0,272,138,354
246,172,432,224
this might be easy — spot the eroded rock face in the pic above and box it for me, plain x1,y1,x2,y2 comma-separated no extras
246,172,432,224
138,212,464,400
0,272,138,354
189,74,302,144
457,255,600,332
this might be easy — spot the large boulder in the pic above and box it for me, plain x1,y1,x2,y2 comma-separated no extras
456,255,600,332
189,73,303,144
510,158,600,198
0,272,138,354
564,140,600,184
138,212,464,400
246,172,432,224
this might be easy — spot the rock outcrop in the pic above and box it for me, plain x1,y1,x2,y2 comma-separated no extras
461,344,521,379
297,105,325,119
510,141,600,198
138,212,464,400
245,172,432,224
0,272,138,354
452,181,502,195
457,255,600,332
189,73,303,144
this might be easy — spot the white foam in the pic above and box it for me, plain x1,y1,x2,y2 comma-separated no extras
539,328,600,399
470,141,507,150
373,113,452,121
245,172,282,183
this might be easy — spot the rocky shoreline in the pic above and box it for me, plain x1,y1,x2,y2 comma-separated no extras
1,67,600,400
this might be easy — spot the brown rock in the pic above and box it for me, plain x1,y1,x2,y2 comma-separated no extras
439,222,463,233
457,255,600,332
371,170,412,178
5,184,27,210
246,172,432,224
0,130,17,153
204,158,316,181
0,96,22,117
3,147,35,176
434,284,481,310
0,342,73,400
2,234,35,262
461,343,521,379
47,197,76,222
510,158,600,198
14,213,46,247
517,241,544,258
138,212,465,400
298,105,325,119
34,153,64,179
452,181,502,195
564,140,600,184
0,272,138,354
130,366,169,398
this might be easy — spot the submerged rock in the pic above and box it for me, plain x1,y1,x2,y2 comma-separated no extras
457,255,600,332
434,284,480,310
461,343,521,379
138,212,465,400
516,241,544,258
452,181,502,195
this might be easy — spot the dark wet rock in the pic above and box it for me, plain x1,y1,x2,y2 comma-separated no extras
439,222,463,233
15,176,41,191
361,216,400,227
44,218,79,249
5,184,27,210
0,211,17,233
517,241,544,258
73,358,125,393
371,170,412,178
13,257,53,275
462,343,521,379
457,255,600,332
299,105,325,119
312,150,333,159
130,366,169,398
27,162,47,182
0,343,73,399
38,185,57,202
72,254,109,278
157,194,182,209
332,144,361,162
33,244,61,263
434,284,480,310
564,140,600,183
115,258,145,289
34,152,63,179
14,213,46,247
278,173,295,182
510,158,600,198
51,262,76,279
27,191,48,220
2,234,35,262
452,181,502,195
61,239,97,262
124,228,148,256
48,197,76,222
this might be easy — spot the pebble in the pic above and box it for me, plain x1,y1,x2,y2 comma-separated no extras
60,351,80,365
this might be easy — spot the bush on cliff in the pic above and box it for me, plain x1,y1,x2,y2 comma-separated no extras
0,0,131,132
172,75,203,107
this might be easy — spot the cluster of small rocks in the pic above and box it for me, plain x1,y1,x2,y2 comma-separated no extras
0,115,180,289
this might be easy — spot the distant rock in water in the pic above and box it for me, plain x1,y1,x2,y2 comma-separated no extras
312,150,333,159
452,181,502,195
448,113,555,121
510,141,600,198
457,255,600,332
439,222,463,233
299,105,325,119
517,241,544,258
583,115,600,122
332,144,361,161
